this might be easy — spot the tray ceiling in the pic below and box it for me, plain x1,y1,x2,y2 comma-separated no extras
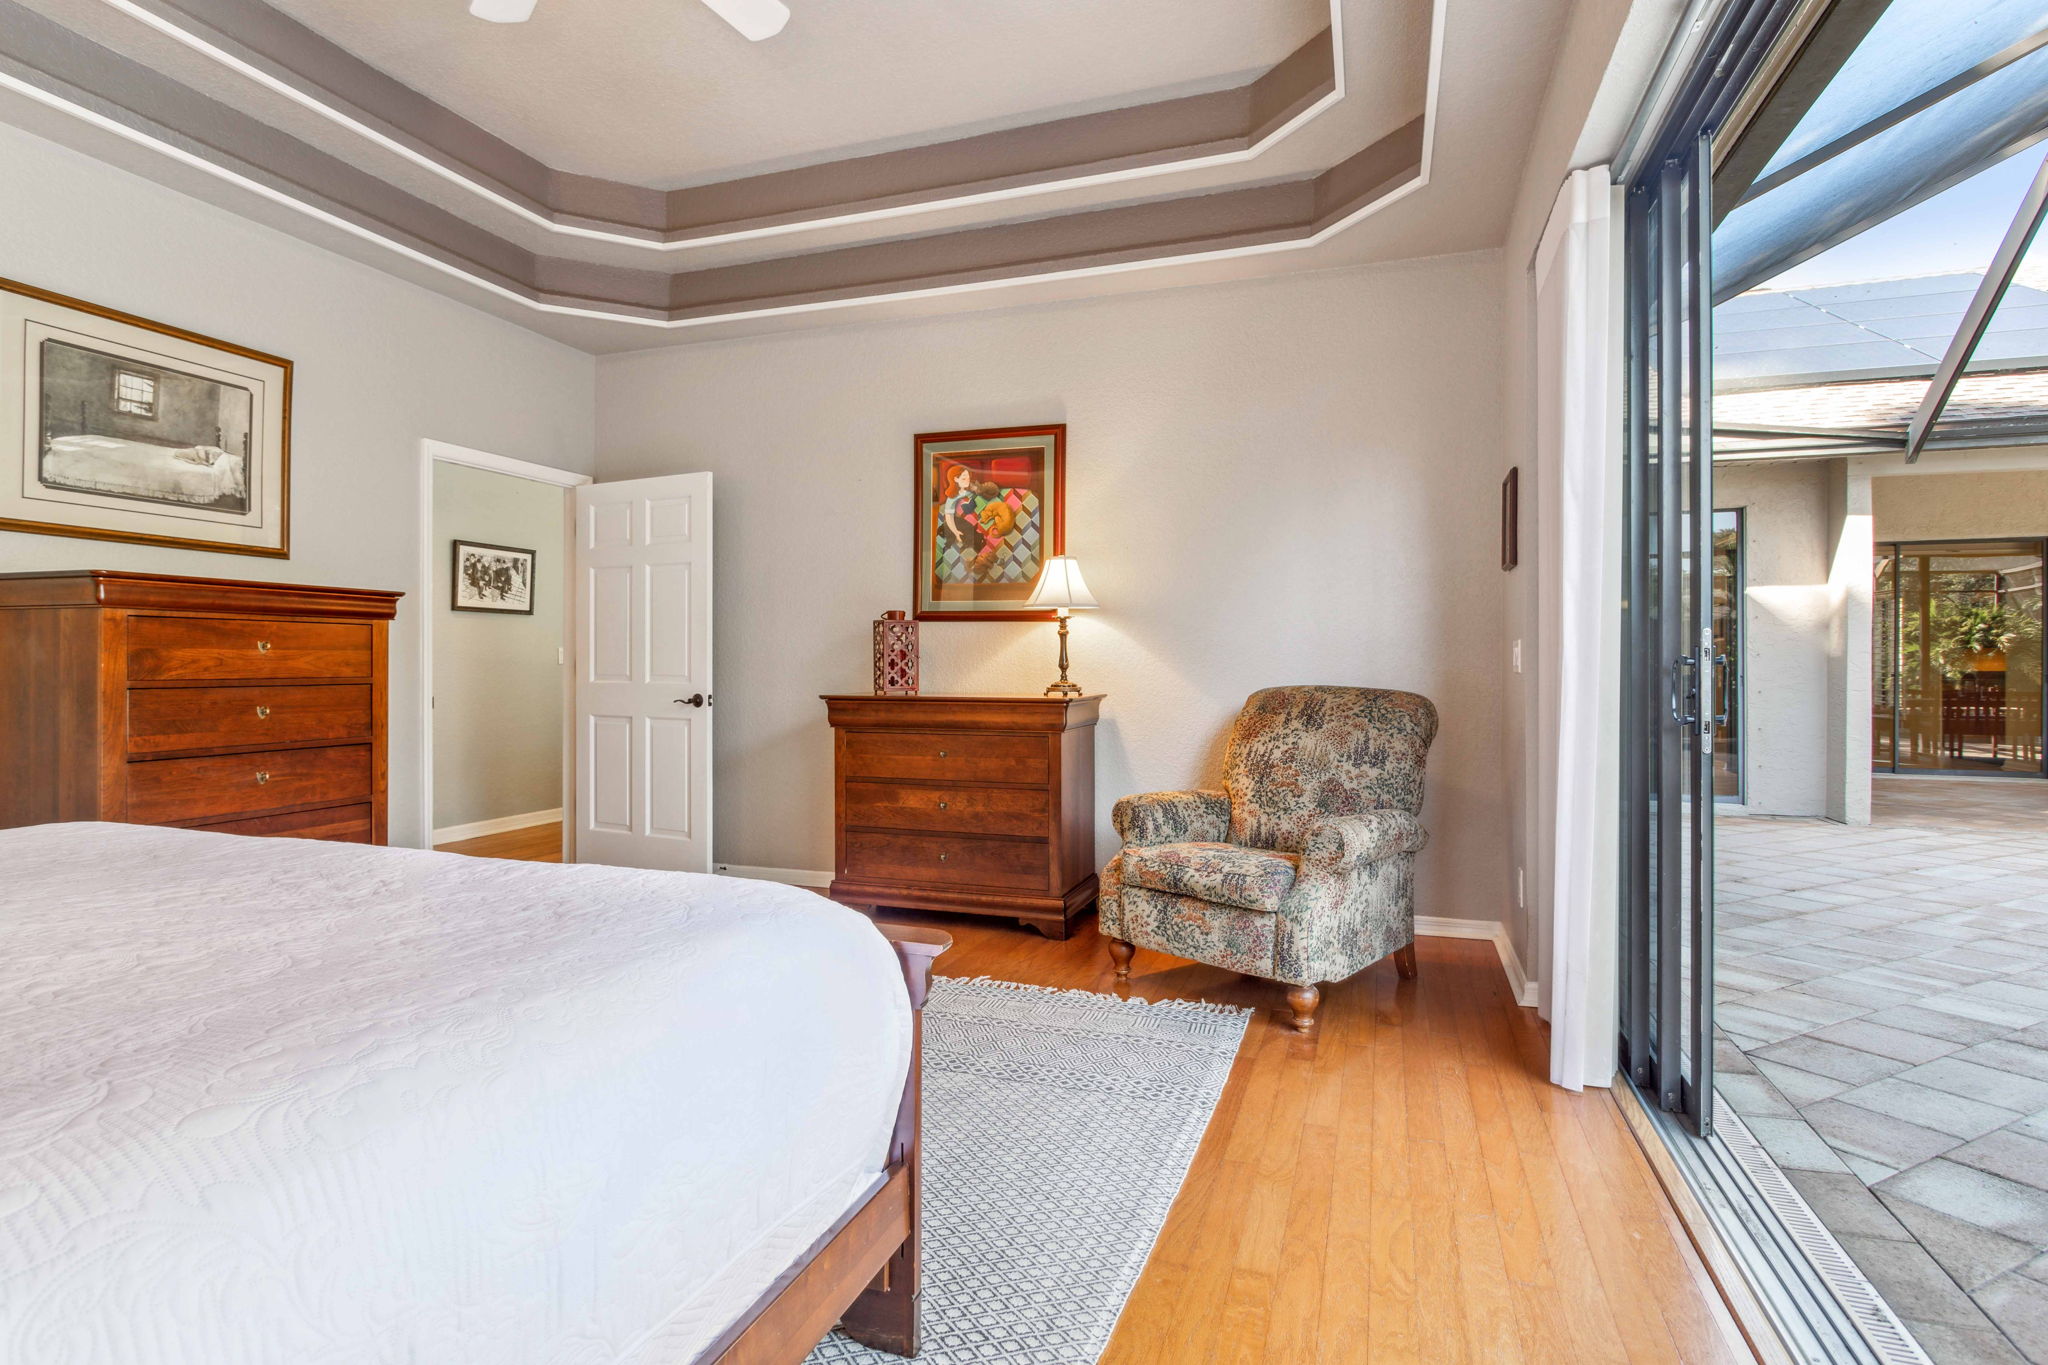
0,0,1576,349
260,0,1329,188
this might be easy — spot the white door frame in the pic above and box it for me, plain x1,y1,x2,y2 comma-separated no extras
417,438,591,854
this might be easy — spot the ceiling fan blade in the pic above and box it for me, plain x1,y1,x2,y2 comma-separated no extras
699,0,790,41
470,0,538,22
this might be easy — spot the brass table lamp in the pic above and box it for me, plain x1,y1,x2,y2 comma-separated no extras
1024,555,1098,698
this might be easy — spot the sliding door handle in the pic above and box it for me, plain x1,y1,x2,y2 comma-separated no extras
1670,656,1699,728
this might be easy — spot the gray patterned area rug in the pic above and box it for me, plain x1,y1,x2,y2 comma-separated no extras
807,976,1250,1365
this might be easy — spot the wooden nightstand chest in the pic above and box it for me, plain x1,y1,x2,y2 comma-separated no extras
822,694,1103,938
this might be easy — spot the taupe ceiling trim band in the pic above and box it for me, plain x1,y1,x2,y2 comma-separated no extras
106,0,1344,249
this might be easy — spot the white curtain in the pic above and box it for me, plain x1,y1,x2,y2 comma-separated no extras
1534,166,1622,1092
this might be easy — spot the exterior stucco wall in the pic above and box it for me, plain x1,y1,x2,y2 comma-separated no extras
1872,467,2048,541
1715,461,1836,817
1720,449,2048,825
1829,463,1872,826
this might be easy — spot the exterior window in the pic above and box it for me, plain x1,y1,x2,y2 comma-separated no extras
1711,510,1742,801
1872,539,2046,776
113,370,157,419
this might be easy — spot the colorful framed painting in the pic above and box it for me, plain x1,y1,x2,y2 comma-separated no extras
0,276,291,557
914,424,1064,620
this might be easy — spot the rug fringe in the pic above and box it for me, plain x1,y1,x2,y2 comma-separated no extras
938,974,1252,1018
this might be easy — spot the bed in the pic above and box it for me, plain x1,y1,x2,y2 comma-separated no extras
40,434,247,508
0,822,944,1365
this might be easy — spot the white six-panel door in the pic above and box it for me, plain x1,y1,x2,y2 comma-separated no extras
573,473,712,872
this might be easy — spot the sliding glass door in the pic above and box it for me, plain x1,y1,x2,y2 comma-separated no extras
1623,136,1720,1136
1873,539,2047,776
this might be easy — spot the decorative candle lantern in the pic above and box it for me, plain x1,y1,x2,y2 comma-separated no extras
873,610,919,696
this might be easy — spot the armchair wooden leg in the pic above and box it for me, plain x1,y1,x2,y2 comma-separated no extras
1107,937,1135,981
1394,943,1418,980
1285,983,1321,1034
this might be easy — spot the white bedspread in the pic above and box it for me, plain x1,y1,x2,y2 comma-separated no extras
0,823,912,1365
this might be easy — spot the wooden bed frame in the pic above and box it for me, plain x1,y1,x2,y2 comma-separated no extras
693,922,950,1365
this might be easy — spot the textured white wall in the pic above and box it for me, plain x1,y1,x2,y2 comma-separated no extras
431,464,567,831
0,122,596,845
596,254,1510,925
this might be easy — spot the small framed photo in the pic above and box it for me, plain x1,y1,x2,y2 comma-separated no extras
0,275,291,557
914,423,1065,620
451,540,536,614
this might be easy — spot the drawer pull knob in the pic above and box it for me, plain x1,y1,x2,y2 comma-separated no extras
255,706,271,719
938,749,948,758
254,771,271,785
256,640,273,652
938,800,948,810
938,852,948,862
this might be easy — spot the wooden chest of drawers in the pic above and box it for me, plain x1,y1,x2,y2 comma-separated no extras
824,694,1102,938
0,571,401,844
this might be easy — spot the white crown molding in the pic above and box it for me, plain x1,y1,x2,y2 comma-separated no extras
95,0,1348,253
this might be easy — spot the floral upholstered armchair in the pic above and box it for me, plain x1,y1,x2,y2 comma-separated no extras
1100,686,1439,1032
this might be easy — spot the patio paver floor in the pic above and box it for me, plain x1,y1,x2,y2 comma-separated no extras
1720,777,2048,1365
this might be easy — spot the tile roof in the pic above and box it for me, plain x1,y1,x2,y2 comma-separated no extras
1716,370,2048,435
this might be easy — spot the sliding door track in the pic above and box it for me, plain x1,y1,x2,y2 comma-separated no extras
1619,1081,1930,1365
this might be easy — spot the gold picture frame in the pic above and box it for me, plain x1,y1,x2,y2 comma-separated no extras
0,275,291,558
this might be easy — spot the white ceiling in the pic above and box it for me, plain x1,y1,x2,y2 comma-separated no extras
260,0,1329,187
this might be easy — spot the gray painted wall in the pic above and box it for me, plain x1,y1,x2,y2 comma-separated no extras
0,120,596,846
595,253,1510,931
432,463,566,832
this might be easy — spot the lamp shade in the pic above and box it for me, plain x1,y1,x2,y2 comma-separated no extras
1025,556,1098,610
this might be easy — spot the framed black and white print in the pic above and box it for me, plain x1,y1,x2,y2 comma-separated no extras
451,540,536,614
0,275,291,557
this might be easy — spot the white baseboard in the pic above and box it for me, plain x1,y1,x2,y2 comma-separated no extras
432,808,562,844
713,870,1540,1006
716,863,833,889
1415,914,1539,1007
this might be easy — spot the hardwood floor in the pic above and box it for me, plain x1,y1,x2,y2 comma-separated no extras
462,823,1756,1363
434,821,563,861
